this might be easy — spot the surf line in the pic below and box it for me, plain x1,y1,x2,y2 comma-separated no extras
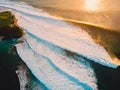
24,33,93,90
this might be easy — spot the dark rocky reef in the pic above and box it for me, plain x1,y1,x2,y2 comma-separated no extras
0,11,24,40
0,25,24,40
0,11,24,90
0,11,44,90
0,11,17,26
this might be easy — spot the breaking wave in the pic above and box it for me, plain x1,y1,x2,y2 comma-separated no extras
0,1,118,90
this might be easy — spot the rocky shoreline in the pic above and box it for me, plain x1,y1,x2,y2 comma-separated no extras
0,11,29,90
16,59,43,90
0,11,42,90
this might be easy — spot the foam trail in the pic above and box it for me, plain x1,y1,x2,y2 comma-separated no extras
0,2,117,68
24,32,97,89
0,1,118,89
16,43,86,90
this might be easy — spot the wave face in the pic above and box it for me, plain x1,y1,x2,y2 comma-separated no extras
0,1,118,90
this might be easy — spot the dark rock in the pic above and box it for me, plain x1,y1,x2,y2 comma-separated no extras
0,66,20,90
0,11,17,26
0,11,24,40
0,25,24,40
0,11,24,90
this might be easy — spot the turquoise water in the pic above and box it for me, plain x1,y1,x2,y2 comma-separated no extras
0,39,20,89
0,39,19,70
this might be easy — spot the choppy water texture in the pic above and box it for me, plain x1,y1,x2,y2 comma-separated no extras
0,1,120,90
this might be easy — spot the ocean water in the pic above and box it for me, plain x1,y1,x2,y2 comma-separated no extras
0,0,120,90
11,0,120,31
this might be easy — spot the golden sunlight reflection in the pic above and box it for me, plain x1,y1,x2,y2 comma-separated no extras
84,0,101,11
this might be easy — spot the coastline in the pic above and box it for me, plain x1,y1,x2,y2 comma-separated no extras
0,11,25,90
1,2,120,90
0,10,43,90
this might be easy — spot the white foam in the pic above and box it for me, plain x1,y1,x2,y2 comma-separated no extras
12,3,117,68
24,33,98,89
0,1,118,89
0,1,117,67
16,42,88,90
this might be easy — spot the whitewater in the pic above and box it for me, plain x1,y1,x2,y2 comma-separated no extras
0,1,118,90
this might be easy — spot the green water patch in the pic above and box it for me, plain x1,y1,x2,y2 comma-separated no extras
0,39,21,90
0,39,20,71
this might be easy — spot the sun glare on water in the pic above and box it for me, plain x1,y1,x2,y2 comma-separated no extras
84,0,101,11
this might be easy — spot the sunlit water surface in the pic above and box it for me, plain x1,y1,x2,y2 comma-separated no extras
12,0,120,31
